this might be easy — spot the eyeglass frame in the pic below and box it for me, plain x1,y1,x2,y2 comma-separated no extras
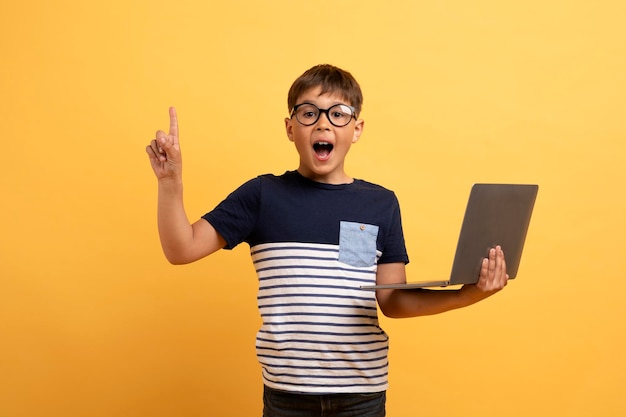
290,102,357,127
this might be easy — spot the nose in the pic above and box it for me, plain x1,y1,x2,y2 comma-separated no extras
315,110,332,129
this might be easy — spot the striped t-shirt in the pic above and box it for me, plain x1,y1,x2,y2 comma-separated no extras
203,171,409,394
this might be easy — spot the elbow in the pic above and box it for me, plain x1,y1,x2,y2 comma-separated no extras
162,248,194,265
376,289,434,319
379,305,411,319
166,256,189,265
380,309,403,319
164,255,187,265
376,296,408,319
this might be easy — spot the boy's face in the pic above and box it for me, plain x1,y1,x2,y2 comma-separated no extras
285,86,364,184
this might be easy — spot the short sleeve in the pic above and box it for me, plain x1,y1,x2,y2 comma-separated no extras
377,193,410,265
202,177,262,250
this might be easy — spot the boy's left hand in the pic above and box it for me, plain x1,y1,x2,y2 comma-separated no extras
476,245,509,293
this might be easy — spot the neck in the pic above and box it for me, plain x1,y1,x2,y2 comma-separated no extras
296,168,353,185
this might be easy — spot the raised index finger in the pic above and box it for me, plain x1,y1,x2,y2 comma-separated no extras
168,106,179,138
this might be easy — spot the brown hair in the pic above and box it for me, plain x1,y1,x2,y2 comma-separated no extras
287,64,363,117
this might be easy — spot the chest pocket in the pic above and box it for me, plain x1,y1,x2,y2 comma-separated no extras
338,221,379,268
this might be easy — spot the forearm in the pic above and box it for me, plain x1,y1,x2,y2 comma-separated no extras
377,285,494,318
156,179,195,264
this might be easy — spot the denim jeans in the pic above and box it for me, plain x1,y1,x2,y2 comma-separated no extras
262,385,386,417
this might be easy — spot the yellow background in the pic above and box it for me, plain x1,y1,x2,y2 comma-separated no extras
1,1,625,416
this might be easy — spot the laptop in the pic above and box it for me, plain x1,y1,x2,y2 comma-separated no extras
361,183,538,290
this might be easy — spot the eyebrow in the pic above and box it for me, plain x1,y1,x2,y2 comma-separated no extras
295,101,351,108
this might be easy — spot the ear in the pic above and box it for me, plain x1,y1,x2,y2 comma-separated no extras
352,118,364,144
285,117,295,142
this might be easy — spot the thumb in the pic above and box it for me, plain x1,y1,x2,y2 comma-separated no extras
158,134,181,163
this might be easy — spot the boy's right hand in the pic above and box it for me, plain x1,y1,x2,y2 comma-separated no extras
146,107,181,181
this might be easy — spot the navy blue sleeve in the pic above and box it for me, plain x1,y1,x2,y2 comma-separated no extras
201,177,261,250
377,192,410,265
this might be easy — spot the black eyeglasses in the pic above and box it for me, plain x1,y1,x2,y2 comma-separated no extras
291,103,356,127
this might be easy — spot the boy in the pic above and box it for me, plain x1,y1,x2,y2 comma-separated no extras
146,64,508,416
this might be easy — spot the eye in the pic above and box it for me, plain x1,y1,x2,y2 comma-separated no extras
332,105,353,117
296,104,319,120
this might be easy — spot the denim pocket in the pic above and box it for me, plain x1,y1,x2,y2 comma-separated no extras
338,221,379,267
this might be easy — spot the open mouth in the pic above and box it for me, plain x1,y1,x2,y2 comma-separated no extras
313,141,334,159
